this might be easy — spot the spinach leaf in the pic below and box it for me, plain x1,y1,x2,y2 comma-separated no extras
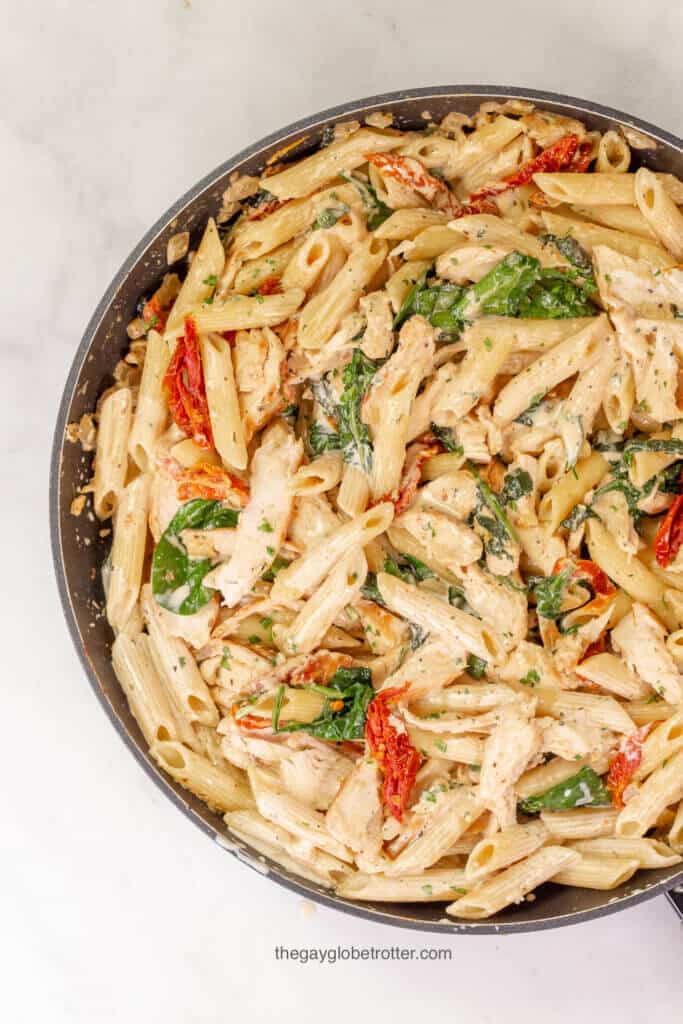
468,251,541,316
340,172,392,230
360,572,385,605
448,583,466,608
337,349,381,472
272,666,374,741
500,468,533,506
560,503,597,531
517,267,596,318
309,420,342,455
470,462,520,546
657,460,683,493
541,233,594,275
528,563,575,620
393,268,433,329
515,391,548,426
519,766,611,813
622,438,683,465
466,655,487,679
308,350,381,470
313,203,349,229
243,188,276,210
398,250,598,336
385,553,435,583
430,422,464,455
261,555,291,582
152,499,239,615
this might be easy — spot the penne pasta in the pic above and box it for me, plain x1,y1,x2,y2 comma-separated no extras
93,387,133,519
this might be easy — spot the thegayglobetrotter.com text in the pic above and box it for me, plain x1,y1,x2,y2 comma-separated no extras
274,945,452,964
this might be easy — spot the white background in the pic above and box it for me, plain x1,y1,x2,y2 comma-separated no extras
3,1,683,1020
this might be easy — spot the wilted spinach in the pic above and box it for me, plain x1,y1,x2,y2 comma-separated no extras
152,499,239,615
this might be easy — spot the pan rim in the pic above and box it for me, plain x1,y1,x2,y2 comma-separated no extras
50,84,683,933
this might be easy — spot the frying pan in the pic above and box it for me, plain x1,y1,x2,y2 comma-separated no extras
50,86,683,932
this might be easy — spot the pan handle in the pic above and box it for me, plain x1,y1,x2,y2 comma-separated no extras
665,885,683,922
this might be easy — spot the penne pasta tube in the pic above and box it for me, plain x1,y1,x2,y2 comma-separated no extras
290,452,344,496
262,128,401,199
276,548,367,655
538,452,608,534
414,683,520,714
493,317,608,425
571,203,657,239
616,749,683,837
533,171,677,206
634,167,683,260
380,637,466,699
93,387,133,519
447,846,579,919
271,503,394,604
190,289,305,333
634,711,683,780
165,218,225,340
576,652,650,701
298,236,388,350
532,687,635,734
540,808,619,840
451,214,568,268
364,316,436,499
595,131,631,174
551,853,640,890
384,787,485,876
669,799,683,852
431,330,515,426
375,207,449,240
106,474,151,633
385,259,431,313
569,837,682,869
517,756,601,800
624,699,677,727
225,812,346,889
467,316,596,357
151,740,254,813
281,231,333,291
465,821,549,882
540,210,674,269
336,868,469,902
141,584,218,727
377,572,507,663
587,520,678,631
200,332,247,470
233,240,299,294
248,764,354,862
128,330,171,470
336,463,370,516
112,632,195,749
405,728,486,765
536,173,634,206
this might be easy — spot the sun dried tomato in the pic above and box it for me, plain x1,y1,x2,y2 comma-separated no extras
607,725,652,808
469,134,584,203
366,686,421,821
163,315,213,448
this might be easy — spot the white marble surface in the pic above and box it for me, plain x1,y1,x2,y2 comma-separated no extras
2,1,683,1020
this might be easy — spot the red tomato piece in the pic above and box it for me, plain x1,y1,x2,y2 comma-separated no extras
607,725,652,808
366,685,422,821
163,316,213,449
174,461,249,504
654,484,683,568
469,134,583,203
